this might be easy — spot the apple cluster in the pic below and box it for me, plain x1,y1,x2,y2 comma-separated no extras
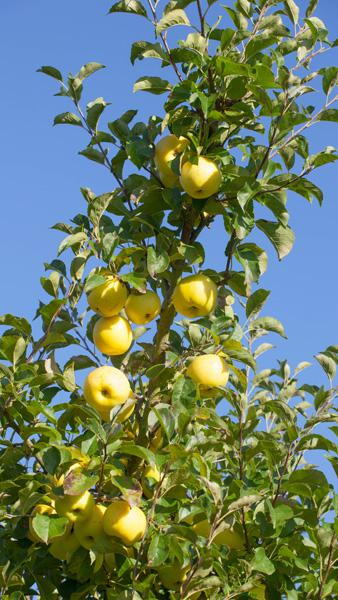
28,491,147,563
88,274,161,356
26,267,233,574
154,135,222,199
83,271,229,424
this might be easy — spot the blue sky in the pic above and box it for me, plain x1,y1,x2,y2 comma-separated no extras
0,1,337,481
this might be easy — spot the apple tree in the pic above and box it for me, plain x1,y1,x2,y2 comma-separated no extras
0,0,337,598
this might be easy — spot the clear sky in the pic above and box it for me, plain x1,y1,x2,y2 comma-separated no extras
0,1,337,481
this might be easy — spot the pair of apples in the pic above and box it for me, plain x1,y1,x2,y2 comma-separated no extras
88,275,161,356
83,353,228,426
154,134,222,199
29,493,147,561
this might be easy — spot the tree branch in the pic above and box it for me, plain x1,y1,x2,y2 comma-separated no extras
218,231,238,285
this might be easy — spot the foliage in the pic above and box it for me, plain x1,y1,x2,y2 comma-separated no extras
1,1,338,599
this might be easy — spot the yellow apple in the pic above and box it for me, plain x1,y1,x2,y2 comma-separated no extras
49,527,80,561
87,274,128,317
83,366,131,417
180,156,222,199
154,134,187,188
172,273,217,318
141,465,160,498
186,354,229,387
193,519,244,550
157,563,189,589
74,503,106,550
54,490,94,523
125,290,161,325
103,500,147,546
93,315,132,355
28,504,56,543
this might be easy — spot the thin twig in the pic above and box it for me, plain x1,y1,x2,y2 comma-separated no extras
146,0,183,82
219,231,238,285
26,282,76,363
318,533,337,599
196,0,205,37
270,94,338,159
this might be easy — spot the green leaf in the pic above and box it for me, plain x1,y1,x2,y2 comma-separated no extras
130,41,165,65
235,243,267,284
37,65,63,81
63,471,99,495
251,547,275,575
133,76,171,95
84,273,107,293
76,62,105,82
156,9,190,35
88,193,113,233
306,0,319,18
120,272,147,292
245,34,278,60
109,0,148,18
119,443,156,467
57,232,87,256
283,469,328,497
269,174,323,205
41,447,61,474
13,337,26,366
318,109,338,123
31,514,69,544
0,314,31,336
44,259,67,278
249,316,286,338
79,147,106,164
126,139,153,168
315,352,336,380
246,289,270,319
154,404,176,441
214,57,249,77
224,6,248,30
65,354,98,370
319,66,338,95
53,112,82,127
254,342,274,358
296,434,336,452
176,242,205,265
263,400,296,424
86,97,108,131
148,534,169,567
180,32,208,53
172,376,197,409
284,0,299,24
227,271,250,297
147,247,170,278
256,220,295,260
223,340,256,370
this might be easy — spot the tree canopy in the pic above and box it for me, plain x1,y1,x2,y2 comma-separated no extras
0,1,337,599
